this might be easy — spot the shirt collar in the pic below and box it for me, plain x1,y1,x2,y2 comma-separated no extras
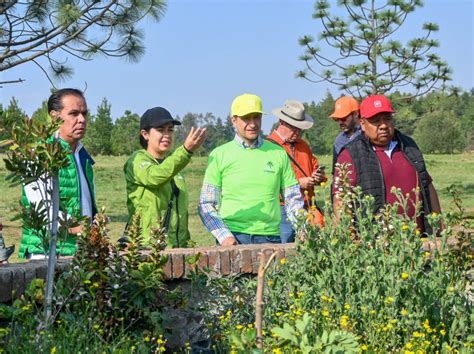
372,139,398,158
73,141,84,154
343,125,361,139
234,134,263,149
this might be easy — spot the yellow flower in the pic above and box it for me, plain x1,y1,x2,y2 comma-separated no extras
297,291,304,298
344,303,351,310
275,312,283,317
415,230,421,236
236,324,244,330
440,329,446,336
273,348,282,354
144,336,150,342
83,279,91,285
413,331,424,338
405,342,413,349
268,280,273,286
448,286,455,293
385,296,395,305
279,258,287,265
401,272,409,280
93,324,100,330
50,347,57,354
402,224,409,231
322,310,330,317
340,315,350,328
320,181,326,187
369,310,376,315
360,344,368,351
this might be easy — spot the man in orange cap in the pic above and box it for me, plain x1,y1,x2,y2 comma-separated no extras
333,95,441,234
330,96,361,170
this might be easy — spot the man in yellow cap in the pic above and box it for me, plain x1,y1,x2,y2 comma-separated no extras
330,96,361,170
198,93,304,245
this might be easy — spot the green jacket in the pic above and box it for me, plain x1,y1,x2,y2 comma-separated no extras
124,146,192,248
19,139,96,258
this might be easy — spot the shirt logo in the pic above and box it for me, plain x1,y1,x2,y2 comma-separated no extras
264,161,275,173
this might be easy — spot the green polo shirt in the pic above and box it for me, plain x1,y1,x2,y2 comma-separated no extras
204,140,297,235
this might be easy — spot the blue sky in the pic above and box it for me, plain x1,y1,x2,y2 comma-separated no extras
1,0,473,133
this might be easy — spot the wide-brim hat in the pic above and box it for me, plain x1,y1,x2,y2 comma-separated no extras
272,99,314,130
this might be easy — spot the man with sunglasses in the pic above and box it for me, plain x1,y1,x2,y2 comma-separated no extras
267,100,327,242
333,95,441,234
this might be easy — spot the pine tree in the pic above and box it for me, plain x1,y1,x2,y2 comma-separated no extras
84,98,114,155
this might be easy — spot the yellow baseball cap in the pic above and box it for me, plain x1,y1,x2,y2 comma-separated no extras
231,93,265,117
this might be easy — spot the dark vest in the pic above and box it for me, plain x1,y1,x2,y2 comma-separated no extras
345,130,432,233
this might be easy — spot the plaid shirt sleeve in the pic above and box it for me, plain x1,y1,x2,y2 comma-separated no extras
198,182,233,244
282,183,305,228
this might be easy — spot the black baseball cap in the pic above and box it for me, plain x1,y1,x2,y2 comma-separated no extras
140,107,181,130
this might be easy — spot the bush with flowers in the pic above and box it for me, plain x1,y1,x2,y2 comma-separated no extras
0,212,174,353
195,166,473,353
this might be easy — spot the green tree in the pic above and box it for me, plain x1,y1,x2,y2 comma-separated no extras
84,98,114,155
31,101,51,126
304,92,339,155
0,97,26,143
413,110,465,153
297,0,451,97
0,1,167,85
110,111,140,155
175,113,200,148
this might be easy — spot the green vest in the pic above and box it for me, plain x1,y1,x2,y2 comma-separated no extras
18,139,96,258
124,146,192,248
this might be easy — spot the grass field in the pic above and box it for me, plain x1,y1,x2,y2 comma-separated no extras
1,153,473,263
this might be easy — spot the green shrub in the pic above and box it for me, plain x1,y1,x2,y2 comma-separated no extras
0,211,172,353
195,180,473,353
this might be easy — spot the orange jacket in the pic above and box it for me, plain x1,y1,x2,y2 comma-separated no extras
267,131,326,207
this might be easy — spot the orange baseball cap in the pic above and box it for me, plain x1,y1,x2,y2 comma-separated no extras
330,96,359,119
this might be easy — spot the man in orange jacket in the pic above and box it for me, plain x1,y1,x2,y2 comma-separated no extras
267,99,327,242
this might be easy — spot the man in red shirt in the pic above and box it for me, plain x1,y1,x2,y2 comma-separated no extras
268,99,327,242
333,95,441,234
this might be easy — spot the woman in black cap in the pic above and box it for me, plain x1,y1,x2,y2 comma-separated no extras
124,107,206,247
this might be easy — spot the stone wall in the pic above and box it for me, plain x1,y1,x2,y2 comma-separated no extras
0,235,467,303
0,243,294,302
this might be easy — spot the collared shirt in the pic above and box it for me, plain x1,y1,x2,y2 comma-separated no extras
333,126,362,155
334,139,432,231
267,130,326,207
198,135,304,244
73,142,93,218
234,134,264,149
199,183,303,244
